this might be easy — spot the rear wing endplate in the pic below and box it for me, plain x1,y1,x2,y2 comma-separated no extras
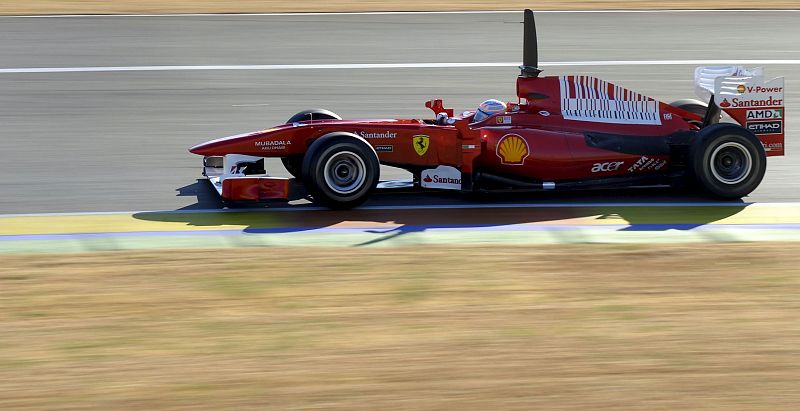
695,66,785,156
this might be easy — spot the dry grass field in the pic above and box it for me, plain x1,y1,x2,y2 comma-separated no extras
2,243,800,409
0,0,796,15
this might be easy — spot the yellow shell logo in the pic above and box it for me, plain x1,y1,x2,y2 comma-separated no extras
496,134,530,165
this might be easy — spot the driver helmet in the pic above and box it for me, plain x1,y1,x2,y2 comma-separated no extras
473,99,507,122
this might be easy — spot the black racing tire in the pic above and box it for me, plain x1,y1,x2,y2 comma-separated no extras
286,109,341,124
301,132,380,209
670,99,709,127
690,123,766,199
282,109,341,180
280,156,304,180
670,99,708,118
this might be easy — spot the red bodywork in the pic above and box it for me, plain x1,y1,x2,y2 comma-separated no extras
222,177,290,201
190,75,783,201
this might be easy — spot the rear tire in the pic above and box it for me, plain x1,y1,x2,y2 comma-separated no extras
670,99,708,117
282,109,341,180
670,99,708,126
690,124,766,198
301,133,379,209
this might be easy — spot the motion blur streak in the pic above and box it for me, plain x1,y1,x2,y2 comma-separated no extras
3,9,800,18
2,60,800,74
1,11,798,213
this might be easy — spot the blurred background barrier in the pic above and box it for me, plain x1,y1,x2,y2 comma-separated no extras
0,0,796,15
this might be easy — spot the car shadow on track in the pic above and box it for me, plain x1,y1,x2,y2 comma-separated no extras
174,180,225,210
133,182,749,246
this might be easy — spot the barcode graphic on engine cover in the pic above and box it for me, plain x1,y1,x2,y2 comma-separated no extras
559,76,661,126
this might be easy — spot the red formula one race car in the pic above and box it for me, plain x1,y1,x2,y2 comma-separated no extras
189,10,785,209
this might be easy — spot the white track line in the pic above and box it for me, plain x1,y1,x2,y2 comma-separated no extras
1,9,798,18
2,60,799,74
5,202,800,218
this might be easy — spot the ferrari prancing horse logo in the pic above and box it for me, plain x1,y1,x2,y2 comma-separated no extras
413,135,430,156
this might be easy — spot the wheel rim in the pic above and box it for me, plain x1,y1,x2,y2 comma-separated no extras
323,151,366,195
710,141,752,185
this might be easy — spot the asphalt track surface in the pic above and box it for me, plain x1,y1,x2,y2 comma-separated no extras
1,10,799,214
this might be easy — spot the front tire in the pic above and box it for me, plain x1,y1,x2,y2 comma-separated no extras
301,133,379,209
280,156,304,179
690,124,766,198
286,109,341,124
282,109,341,180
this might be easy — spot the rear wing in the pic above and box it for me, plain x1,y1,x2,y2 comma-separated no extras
695,66,785,156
